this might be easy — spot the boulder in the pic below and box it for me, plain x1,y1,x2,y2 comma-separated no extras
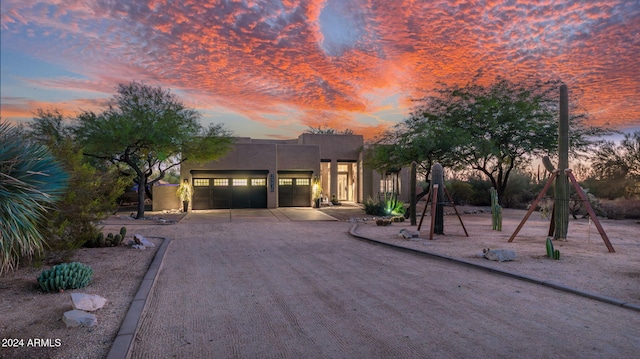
71,293,107,312
63,309,97,328
132,244,146,250
483,249,516,262
398,228,420,239
133,234,155,247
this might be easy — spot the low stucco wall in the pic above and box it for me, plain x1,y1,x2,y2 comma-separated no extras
152,185,180,211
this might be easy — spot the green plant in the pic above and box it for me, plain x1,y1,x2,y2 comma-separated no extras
0,122,68,274
490,187,502,231
87,227,126,247
27,109,131,254
113,233,123,246
364,197,386,216
546,237,560,260
37,262,93,292
384,199,406,216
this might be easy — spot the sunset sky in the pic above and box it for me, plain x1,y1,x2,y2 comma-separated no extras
1,0,639,140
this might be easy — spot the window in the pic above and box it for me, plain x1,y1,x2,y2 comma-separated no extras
213,179,228,186
296,178,310,186
232,179,248,186
193,179,209,187
251,178,266,186
338,164,349,172
279,178,293,185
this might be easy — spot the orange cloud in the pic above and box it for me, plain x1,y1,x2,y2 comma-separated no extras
1,0,638,138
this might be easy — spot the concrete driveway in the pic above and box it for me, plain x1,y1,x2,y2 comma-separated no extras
185,208,338,223
126,219,640,359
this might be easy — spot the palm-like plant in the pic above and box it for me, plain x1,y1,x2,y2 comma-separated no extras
0,122,68,274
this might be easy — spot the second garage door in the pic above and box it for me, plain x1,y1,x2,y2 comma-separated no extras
278,177,311,207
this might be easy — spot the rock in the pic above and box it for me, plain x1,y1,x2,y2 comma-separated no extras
71,293,107,312
132,244,146,250
483,249,516,262
134,234,155,247
63,309,97,328
398,228,420,239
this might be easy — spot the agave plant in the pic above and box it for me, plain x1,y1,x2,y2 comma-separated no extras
0,121,68,274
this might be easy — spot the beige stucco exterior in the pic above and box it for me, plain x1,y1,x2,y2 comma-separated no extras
152,133,413,211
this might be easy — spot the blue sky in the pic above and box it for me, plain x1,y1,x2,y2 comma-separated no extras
2,0,639,140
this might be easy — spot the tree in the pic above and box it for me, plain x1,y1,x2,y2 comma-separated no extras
384,77,611,204
27,109,130,251
73,82,232,219
591,131,640,198
0,121,68,274
304,125,355,135
366,112,460,194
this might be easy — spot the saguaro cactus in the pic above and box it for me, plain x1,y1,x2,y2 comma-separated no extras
554,84,570,240
431,163,445,234
490,187,502,231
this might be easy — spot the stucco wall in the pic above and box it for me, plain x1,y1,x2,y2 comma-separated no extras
276,144,320,173
298,134,363,160
152,185,180,211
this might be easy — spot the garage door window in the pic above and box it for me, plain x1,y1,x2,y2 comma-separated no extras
296,178,310,186
252,178,266,186
232,179,248,186
193,179,209,187
279,178,293,185
213,179,228,186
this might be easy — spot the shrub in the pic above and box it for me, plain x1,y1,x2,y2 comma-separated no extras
447,180,474,205
0,122,68,274
363,197,386,216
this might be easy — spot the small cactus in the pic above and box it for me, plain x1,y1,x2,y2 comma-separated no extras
37,262,93,292
120,226,127,237
546,237,560,260
113,233,123,246
490,187,502,231
97,233,106,247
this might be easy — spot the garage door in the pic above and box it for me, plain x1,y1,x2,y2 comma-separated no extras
278,177,311,207
191,172,267,209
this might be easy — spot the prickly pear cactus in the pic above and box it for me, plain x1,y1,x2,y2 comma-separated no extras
37,262,93,292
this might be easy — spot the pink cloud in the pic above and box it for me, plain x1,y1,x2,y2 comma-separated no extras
1,0,638,138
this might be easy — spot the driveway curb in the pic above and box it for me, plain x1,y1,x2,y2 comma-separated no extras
106,237,173,359
349,224,640,312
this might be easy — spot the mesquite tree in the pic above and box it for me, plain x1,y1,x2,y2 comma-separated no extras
73,82,232,219
374,76,611,204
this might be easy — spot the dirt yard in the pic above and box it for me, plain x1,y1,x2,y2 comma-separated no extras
0,205,638,359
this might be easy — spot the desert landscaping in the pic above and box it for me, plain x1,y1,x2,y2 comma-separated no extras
0,204,638,359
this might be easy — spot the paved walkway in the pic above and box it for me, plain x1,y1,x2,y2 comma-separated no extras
123,218,640,359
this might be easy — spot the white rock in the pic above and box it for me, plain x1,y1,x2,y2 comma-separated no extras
132,244,146,250
63,309,97,328
134,234,155,247
71,293,107,312
398,228,420,239
483,249,517,262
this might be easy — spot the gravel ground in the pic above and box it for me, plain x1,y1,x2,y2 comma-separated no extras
2,205,638,359
128,212,640,359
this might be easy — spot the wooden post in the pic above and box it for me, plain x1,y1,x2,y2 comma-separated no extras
509,170,558,242
566,169,615,253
